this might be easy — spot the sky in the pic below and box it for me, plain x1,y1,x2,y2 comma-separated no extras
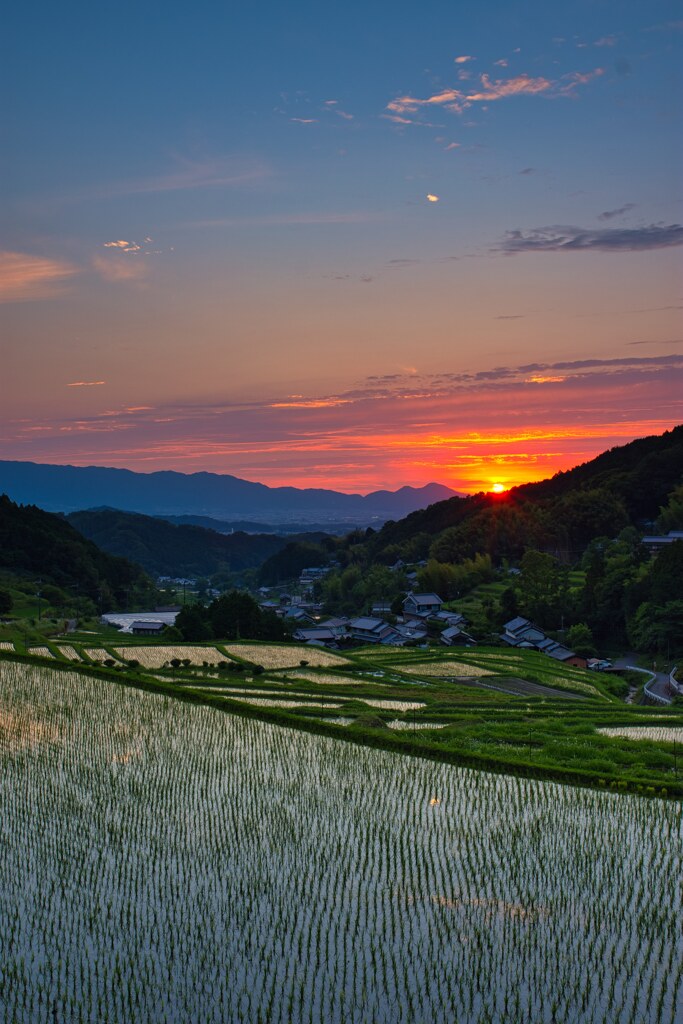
2,0,682,494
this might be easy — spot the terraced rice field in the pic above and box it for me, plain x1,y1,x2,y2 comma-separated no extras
222,643,350,669
387,720,446,730
598,726,683,744
83,647,109,662
274,670,364,686
392,660,494,678
226,696,344,709
114,645,227,668
55,646,81,661
362,698,426,711
0,661,680,1024
27,646,54,659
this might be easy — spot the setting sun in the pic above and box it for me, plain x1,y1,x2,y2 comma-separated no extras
491,483,507,493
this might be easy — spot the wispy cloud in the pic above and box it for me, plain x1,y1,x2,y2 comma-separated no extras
79,157,270,202
387,68,603,117
628,337,683,346
67,380,106,387
91,254,150,283
270,398,352,409
598,203,636,221
465,73,555,102
0,251,78,302
454,55,475,64
499,223,683,254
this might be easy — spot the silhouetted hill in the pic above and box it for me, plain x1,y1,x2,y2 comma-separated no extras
358,425,683,564
0,461,458,524
158,514,363,536
0,495,154,607
66,508,330,577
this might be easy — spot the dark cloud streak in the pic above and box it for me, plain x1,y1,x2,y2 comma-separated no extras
499,223,683,254
598,203,636,221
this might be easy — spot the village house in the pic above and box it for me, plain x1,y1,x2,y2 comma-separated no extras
500,616,587,669
349,617,402,645
402,592,444,618
641,530,683,554
440,624,476,647
282,607,316,625
130,620,166,636
318,617,350,637
292,627,340,646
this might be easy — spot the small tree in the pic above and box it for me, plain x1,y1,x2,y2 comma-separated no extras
566,622,597,658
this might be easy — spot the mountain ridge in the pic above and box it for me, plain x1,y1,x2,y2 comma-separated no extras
0,460,458,523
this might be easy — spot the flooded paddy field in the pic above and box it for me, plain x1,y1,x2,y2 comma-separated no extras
0,662,680,1024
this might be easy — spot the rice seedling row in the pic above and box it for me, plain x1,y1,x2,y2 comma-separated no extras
0,662,680,1024
598,727,683,744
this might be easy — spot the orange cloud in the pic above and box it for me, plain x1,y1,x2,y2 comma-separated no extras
270,398,352,409
387,68,603,117
465,73,553,101
67,381,106,387
0,251,78,302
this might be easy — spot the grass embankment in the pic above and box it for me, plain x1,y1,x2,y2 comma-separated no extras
1,637,682,797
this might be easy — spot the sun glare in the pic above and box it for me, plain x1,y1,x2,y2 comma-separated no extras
491,483,507,493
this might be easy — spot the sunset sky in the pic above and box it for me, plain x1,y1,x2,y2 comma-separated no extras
2,0,682,493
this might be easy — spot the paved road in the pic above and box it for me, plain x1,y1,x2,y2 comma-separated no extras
613,654,675,704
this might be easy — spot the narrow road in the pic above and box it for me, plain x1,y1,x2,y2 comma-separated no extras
613,654,675,704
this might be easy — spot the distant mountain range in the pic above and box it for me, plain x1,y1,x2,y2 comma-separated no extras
0,461,458,524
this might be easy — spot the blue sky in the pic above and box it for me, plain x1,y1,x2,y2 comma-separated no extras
2,0,681,490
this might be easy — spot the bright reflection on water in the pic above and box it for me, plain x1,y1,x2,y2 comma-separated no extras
0,662,681,1024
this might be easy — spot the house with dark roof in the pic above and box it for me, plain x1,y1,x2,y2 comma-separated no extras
641,530,683,554
131,620,166,636
440,624,476,647
348,617,407,645
318,617,350,637
292,627,339,645
500,617,586,668
402,593,443,618
393,622,428,643
283,607,316,625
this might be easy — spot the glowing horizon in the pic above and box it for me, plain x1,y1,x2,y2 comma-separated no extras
2,1,681,493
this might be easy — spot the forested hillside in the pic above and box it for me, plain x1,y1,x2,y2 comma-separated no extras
66,508,329,578
355,424,683,566
310,426,683,654
0,495,155,610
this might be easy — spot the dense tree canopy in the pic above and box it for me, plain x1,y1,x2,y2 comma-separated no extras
175,591,285,642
